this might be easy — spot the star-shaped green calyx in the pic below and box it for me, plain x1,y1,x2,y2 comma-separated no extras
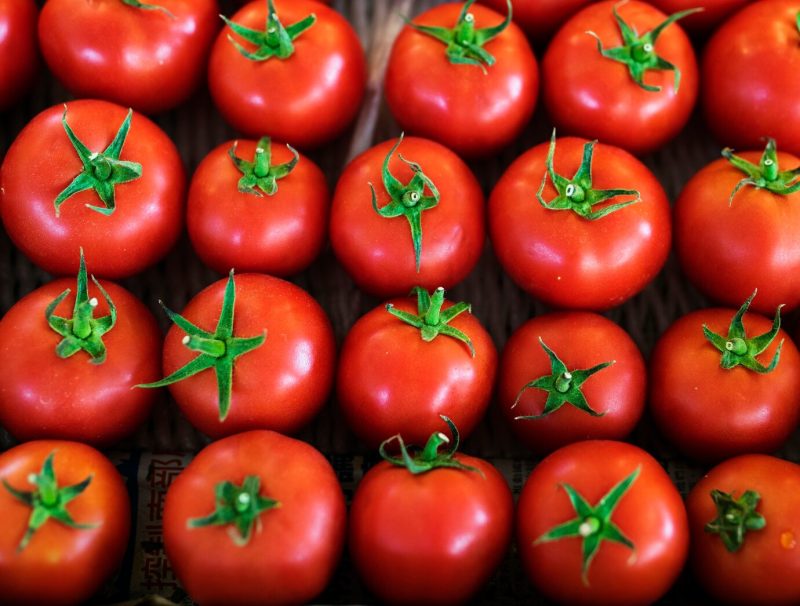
702,290,783,374
137,270,267,421
45,248,117,365
537,131,640,220
535,467,640,585
705,488,766,553
370,134,440,272
54,105,142,218
188,475,279,546
404,0,511,72
2,451,97,552
221,0,316,62
120,0,175,18
386,286,475,357
723,138,800,205
229,136,299,197
513,338,614,420
587,3,700,92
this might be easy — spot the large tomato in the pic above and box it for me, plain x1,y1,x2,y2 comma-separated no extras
517,440,689,605
0,441,130,606
0,0,37,111
480,0,595,42
649,0,753,31
488,135,671,310
163,430,346,606
0,99,185,278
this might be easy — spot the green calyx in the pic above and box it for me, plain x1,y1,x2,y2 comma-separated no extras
404,0,511,73
137,270,267,421
2,451,97,552
537,131,640,220
513,338,613,420
120,0,175,18
370,134,440,272
221,0,316,62
188,475,279,546
703,290,783,374
386,286,475,357
229,136,299,197
46,249,116,365
534,467,640,585
587,4,699,92
705,489,766,553
723,138,800,205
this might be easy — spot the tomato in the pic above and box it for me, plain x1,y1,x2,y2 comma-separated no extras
187,137,329,276
687,454,800,606
498,311,646,455
0,440,130,606
649,294,800,462
649,0,753,32
0,99,185,278
163,430,345,606
385,1,538,157
480,0,594,42
329,135,485,298
0,0,37,111
337,287,497,449
703,1,800,155
208,0,366,148
517,440,689,605
488,135,671,310
542,1,698,155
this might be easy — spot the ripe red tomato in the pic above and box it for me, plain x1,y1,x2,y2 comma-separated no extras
208,0,366,148
330,136,485,298
385,1,538,157
542,0,698,155
0,440,130,606
517,440,689,605
649,0,753,31
187,137,329,276
480,0,594,41
0,99,185,278
498,311,646,455
488,135,671,310
687,454,800,606
0,0,37,111
163,430,346,605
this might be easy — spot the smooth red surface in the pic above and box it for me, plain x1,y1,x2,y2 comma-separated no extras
0,0,37,110
480,0,595,41
649,0,753,31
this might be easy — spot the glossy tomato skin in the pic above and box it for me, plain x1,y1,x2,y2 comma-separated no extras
0,440,131,606
349,455,513,605
517,440,689,605
543,1,698,155
0,278,161,446
480,0,594,42
330,137,485,298
208,0,366,149
649,308,800,462
385,3,538,158
0,100,185,278
498,312,646,455
39,0,219,114
187,139,329,276
687,455,800,606
336,296,497,449
0,0,38,111
649,0,753,31
161,273,335,439
488,137,671,310
164,430,346,606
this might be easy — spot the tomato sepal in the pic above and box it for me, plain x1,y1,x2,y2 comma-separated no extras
221,0,316,62
120,0,175,19
228,136,299,197
704,488,765,553
723,138,800,204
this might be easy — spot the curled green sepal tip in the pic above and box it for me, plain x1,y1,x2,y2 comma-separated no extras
705,489,766,553
222,0,316,62
702,290,783,374
188,475,279,546
229,136,299,197
723,138,800,205
534,467,639,585
120,0,175,18
2,451,97,552
137,270,267,421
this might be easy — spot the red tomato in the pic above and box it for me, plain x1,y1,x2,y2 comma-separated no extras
163,430,346,606
649,0,753,31
498,312,646,455
329,136,485,298
488,135,671,310
0,100,185,278
0,0,37,111
0,440,130,606
542,1,698,155
385,2,538,157
517,440,689,605
687,454,800,606
187,137,329,276
480,0,595,41
208,0,366,148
